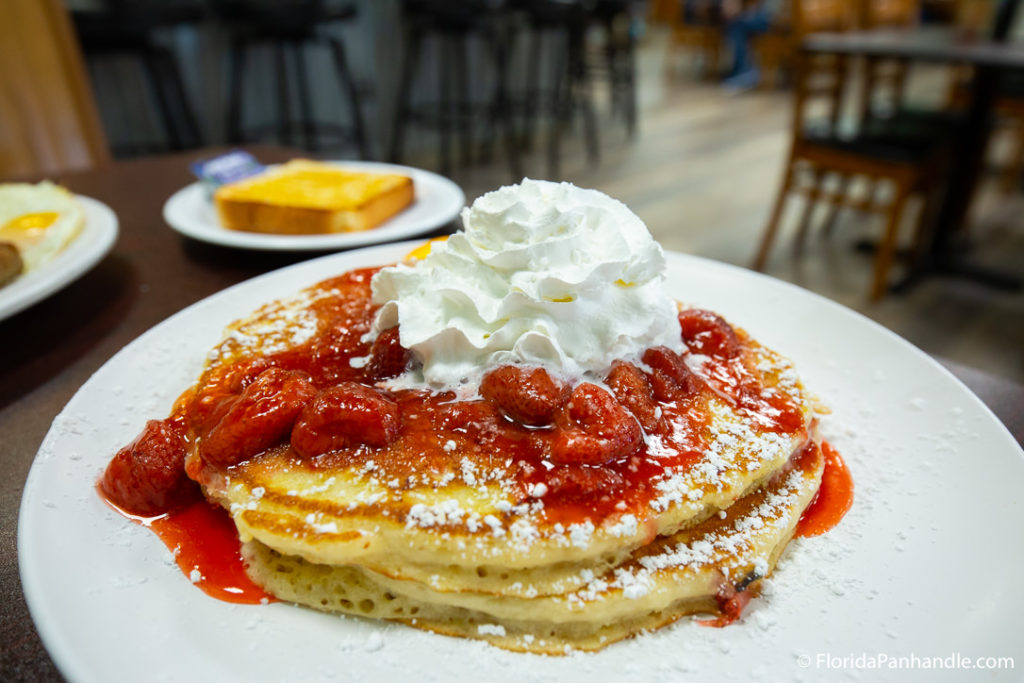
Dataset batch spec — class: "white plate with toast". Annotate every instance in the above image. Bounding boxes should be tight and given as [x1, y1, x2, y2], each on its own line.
[19, 243, 1024, 682]
[0, 195, 118, 322]
[163, 161, 465, 251]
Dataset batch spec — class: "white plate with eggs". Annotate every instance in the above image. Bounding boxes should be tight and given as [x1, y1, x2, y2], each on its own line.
[0, 185, 118, 321]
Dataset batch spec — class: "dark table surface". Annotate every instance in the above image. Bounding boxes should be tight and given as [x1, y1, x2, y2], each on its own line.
[803, 26, 1024, 67]
[1, 147, 1022, 680]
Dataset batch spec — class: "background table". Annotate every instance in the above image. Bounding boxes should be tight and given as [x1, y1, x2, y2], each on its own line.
[803, 27, 1024, 292]
[2, 147, 1022, 680]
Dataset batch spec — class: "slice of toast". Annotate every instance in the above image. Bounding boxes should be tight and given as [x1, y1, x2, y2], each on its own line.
[214, 160, 414, 235]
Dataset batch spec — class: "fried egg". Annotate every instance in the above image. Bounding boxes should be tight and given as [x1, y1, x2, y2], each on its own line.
[0, 182, 84, 274]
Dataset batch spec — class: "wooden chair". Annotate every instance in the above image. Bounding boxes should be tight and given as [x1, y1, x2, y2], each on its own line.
[665, 1, 724, 79]
[752, 47, 949, 300]
[754, 0, 855, 89]
[0, 0, 110, 178]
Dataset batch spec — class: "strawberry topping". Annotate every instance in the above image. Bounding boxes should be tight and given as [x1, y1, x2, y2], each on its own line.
[480, 365, 570, 426]
[199, 368, 317, 467]
[291, 382, 401, 457]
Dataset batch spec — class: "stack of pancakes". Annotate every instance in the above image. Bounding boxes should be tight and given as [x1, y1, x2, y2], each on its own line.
[187, 274, 825, 654]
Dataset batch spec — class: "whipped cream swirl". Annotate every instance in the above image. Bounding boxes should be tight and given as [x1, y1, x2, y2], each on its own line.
[371, 179, 683, 388]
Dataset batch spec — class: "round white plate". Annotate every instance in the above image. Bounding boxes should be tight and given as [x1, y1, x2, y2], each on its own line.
[19, 245, 1024, 682]
[162, 161, 465, 251]
[0, 196, 118, 322]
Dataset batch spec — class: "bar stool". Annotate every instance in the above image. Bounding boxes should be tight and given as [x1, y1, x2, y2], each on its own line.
[217, 0, 369, 157]
[72, 1, 205, 155]
[515, 0, 600, 178]
[388, 0, 522, 179]
[590, 0, 639, 138]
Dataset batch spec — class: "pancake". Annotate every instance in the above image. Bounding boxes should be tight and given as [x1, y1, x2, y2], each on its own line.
[242, 440, 824, 654]
[164, 264, 824, 651]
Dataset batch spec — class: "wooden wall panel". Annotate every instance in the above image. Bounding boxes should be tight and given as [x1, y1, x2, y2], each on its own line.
[0, 0, 109, 178]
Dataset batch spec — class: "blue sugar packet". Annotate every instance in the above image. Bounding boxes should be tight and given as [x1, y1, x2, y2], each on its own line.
[190, 151, 265, 197]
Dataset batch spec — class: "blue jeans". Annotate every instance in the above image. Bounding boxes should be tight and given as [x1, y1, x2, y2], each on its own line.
[725, 7, 770, 77]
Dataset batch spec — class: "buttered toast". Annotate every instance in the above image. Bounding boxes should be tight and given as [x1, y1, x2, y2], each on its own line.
[214, 160, 414, 234]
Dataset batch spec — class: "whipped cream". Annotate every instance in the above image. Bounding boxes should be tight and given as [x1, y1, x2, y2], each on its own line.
[371, 179, 683, 388]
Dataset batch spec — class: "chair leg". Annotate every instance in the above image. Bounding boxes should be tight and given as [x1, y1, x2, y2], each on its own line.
[999, 115, 1024, 194]
[753, 165, 794, 270]
[327, 35, 369, 160]
[871, 187, 910, 301]
[389, 26, 420, 164]
[793, 168, 823, 254]
[821, 173, 850, 236]
[226, 37, 246, 145]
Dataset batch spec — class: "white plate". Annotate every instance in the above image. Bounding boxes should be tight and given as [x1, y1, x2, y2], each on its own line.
[162, 161, 465, 251]
[19, 245, 1024, 682]
[0, 196, 118, 321]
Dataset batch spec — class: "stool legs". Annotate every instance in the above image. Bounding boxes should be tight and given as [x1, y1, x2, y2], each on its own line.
[326, 35, 369, 160]
[154, 45, 203, 148]
[295, 42, 317, 152]
[455, 33, 472, 167]
[141, 47, 184, 150]
[273, 42, 292, 145]
[389, 25, 421, 164]
[226, 37, 246, 145]
[438, 35, 454, 177]
[492, 28, 522, 179]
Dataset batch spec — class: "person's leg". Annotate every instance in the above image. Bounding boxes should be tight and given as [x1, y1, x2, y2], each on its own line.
[724, 4, 769, 86]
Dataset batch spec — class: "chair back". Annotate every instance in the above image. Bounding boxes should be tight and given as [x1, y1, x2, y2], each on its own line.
[0, 0, 109, 178]
[858, 0, 920, 28]
[791, 50, 850, 141]
[793, 0, 854, 36]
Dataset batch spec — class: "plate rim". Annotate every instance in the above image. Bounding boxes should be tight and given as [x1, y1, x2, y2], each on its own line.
[162, 161, 465, 252]
[0, 195, 119, 322]
[17, 243, 1024, 682]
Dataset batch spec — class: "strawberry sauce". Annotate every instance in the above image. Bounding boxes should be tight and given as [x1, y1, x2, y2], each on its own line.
[795, 441, 854, 537]
[97, 492, 272, 604]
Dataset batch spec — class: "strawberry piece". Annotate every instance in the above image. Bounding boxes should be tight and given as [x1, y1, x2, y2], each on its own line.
[366, 327, 411, 380]
[678, 308, 741, 359]
[541, 463, 625, 500]
[642, 346, 700, 401]
[549, 383, 641, 465]
[291, 382, 401, 457]
[200, 368, 317, 467]
[605, 361, 660, 431]
[312, 321, 372, 385]
[479, 365, 569, 426]
[100, 419, 198, 516]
